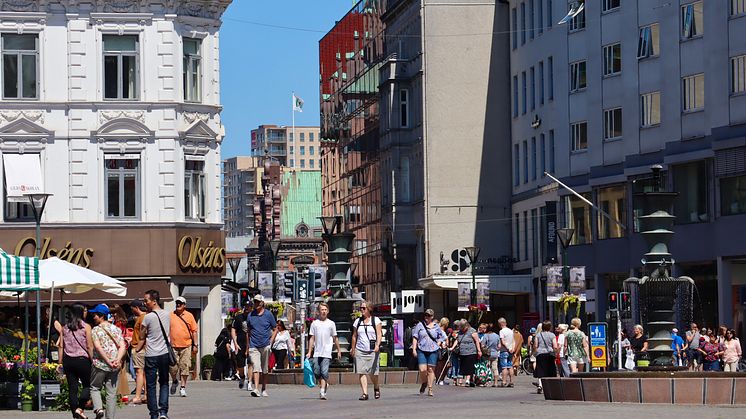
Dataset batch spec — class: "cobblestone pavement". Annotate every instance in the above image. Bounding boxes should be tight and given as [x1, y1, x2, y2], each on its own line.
[4, 375, 742, 418]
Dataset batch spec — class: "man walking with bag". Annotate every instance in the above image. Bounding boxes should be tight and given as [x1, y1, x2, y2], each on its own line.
[306, 303, 341, 400]
[247, 294, 276, 397]
[89, 304, 126, 419]
[169, 297, 198, 397]
[136, 290, 173, 419]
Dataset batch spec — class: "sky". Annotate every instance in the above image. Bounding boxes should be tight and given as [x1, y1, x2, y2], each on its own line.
[219, 1, 354, 159]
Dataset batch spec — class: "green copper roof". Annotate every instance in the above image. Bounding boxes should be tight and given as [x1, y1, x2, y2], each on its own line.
[280, 171, 322, 237]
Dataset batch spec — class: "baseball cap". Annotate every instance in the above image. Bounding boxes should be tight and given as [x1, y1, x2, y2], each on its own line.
[130, 299, 145, 309]
[672, 328, 679, 333]
[88, 304, 110, 316]
[175, 296, 186, 305]
[253, 294, 265, 303]
[530, 327, 537, 334]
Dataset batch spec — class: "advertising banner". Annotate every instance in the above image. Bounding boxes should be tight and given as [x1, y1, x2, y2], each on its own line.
[476, 282, 490, 310]
[258, 271, 274, 300]
[457, 282, 471, 311]
[546, 266, 564, 301]
[544, 201, 557, 264]
[393, 319, 404, 356]
[570, 266, 587, 301]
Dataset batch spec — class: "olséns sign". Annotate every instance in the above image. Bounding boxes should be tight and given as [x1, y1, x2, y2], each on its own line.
[14, 237, 94, 268]
[177, 236, 225, 273]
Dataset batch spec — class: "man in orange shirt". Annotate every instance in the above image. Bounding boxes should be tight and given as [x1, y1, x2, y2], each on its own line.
[170, 297, 198, 397]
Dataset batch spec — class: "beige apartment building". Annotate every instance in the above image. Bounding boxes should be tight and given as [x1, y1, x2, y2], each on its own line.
[223, 156, 262, 238]
[251, 124, 321, 170]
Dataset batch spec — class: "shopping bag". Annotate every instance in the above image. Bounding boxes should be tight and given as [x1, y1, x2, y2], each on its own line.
[473, 359, 492, 386]
[303, 359, 316, 388]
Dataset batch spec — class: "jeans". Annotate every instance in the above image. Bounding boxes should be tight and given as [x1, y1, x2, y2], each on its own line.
[145, 354, 170, 419]
[312, 357, 331, 381]
[272, 349, 287, 370]
[90, 367, 119, 418]
[63, 355, 91, 418]
[449, 353, 461, 378]
[559, 357, 571, 377]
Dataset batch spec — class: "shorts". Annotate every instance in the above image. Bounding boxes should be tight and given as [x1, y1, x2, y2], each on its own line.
[688, 349, 702, 365]
[132, 348, 145, 369]
[417, 350, 439, 367]
[567, 356, 585, 367]
[498, 351, 513, 369]
[249, 346, 271, 374]
[313, 357, 331, 380]
[169, 347, 192, 376]
[235, 346, 248, 368]
[354, 351, 380, 376]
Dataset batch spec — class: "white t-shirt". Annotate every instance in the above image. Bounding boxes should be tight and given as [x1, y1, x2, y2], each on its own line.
[353, 316, 380, 352]
[310, 319, 337, 359]
[557, 334, 566, 357]
[272, 330, 290, 351]
[499, 327, 515, 353]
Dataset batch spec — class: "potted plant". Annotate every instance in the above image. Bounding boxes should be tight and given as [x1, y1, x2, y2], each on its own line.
[21, 379, 34, 412]
[200, 354, 215, 380]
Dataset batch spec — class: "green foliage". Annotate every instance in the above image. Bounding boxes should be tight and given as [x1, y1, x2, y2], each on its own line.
[21, 379, 35, 402]
[201, 354, 215, 370]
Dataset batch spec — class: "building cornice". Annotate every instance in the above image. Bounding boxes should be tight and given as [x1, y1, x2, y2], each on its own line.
[1, 1, 232, 21]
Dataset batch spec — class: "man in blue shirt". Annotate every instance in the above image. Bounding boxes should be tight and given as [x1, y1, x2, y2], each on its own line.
[671, 328, 685, 367]
[247, 294, 277, 397]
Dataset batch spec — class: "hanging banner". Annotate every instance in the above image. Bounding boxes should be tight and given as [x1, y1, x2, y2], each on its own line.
[393, 319, 404, 356]
[476, 282, 490, 310]
[546, 266, 564, 301]
[570, 266, 587, 301]
[257, 271, 274, 300]
[457, 282, 470, 311]
[544, 201, 557, 264]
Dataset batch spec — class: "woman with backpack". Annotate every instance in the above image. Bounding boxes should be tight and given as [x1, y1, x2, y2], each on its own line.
[412, 309, 446, 397]
[350, 300, 383, 400]
[59, 304, 93, 419]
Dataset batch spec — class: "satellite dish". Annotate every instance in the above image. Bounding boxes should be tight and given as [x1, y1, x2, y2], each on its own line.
[558, 0, 585, 25]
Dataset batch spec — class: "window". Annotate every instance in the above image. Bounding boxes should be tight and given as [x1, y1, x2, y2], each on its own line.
[538, 0, 544, 34]
[570, 61, 587, 92]
[183, 38, 201, 102]
[290, 146, 294, 154]
[603, 43, 621, 76]
[103, 35, 138, 100]
[604, 108, 623, 140]
[597, 185, 626, 239]
[547, 0, 553, 28]
[539, 61, 545, 105]
[513, 75, 519, 117]
[731, 55, 746, 94]
[602, 0, 620, 12]
[521, 2, 527, 44]
[632, 173, 668, 232]
[400, 89, 409, 128]
[300, 133, 305, 142]
[184, 159, 205, 221]
[549, 130, 555, 172]
[564, 193, 592, 245]
[105, 158, 139, 219]
[310, 132, 314, 141]
[1, 34, 38, 99]
[673, 161, 708, 223]
[530, 0, 535, 40]
[637, 24, 660, 58]
[540, 133, 546, 176]
[568, 6, 585, 31]
[3, 154, 36, 221]
[682, 74, 705, 111]
[300, 146, 306, 156]
[300, 159, 305, 168]
[289, 133, 294, 142]
[721, 175, 746, 216]
[531, 208, 538, 266]
[512, 8, 518, 49]
[514, 214, 521, 260]
[681, 2, 703, 39]
[571, 122, 588, 151]
[733, 0, 746, 16]
[523, 140, 528, 183]
[530, 66, 535, 110]
[514, 144, 520, 186]
[521, 71, 527, 114]
[310, 146, 315, 155]
[641, 92, 661, 126]
[523, 211, 529, 261]
[290, 159, 294, 167]
[531, 137, 537, 180]
[547, 57, 554, 100]
[309, 160, 315, 169]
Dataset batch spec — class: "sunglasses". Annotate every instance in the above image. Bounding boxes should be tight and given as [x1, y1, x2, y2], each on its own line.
[360, 306, 368, 310]
[175, 302, 185, 306]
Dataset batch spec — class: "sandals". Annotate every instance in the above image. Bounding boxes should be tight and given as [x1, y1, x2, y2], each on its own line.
[419, 383, 427, 394]
[359, 394, 369, 401]
[427, 387, 433, 397]
[507, 382, 515, 388]
[374, 388, 381, 399]
[94, 409, 105, 419]
[74, 408, 88, 419]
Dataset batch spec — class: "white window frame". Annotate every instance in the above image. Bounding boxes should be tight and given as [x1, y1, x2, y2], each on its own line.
[1, 34, 39, 100]
[104, 156, 141, 219]
[603, 107, 623, 140]
[570, 60, 587, 92]
[731, 55, 746, 94]
[103, 35, 139, 100]
[637, 24, 660, 59]
[602, 0, 621, 12]
[681, 2, 703, 40]
[733, 0, 746, 16]
[568, 7, 585, 32]
[603, 43, 621, 76]
[571, 121, 588, 151]
[640, 91, 661, 127]
[184, 158, 205, 221]
[183, 38, 202, 103]
[400, 88, 409, 128]
[682, 73, 705, 112]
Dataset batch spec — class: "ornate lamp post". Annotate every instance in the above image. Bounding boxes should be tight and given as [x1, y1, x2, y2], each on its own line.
[25, 192, 52, 412]
[556, 228, 575, 293]
[464, 246, 481, 306]
[270, 239, 281, 301]
[228, 257, 241, 283]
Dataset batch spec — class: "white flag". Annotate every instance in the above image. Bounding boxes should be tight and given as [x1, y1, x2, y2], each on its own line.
[292, 94, 304, 113]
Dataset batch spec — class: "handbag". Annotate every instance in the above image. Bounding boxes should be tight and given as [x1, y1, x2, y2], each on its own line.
[421, 321, 443, 359]
[154, 312, 177, 367]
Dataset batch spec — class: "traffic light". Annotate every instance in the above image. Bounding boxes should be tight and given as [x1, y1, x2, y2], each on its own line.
[608, 292, 619, 312]
[620, 292, 631, 313]
[296, 278, 309, 301]
[311, 271, 323, 298]
[283, 272, 295, 300]
[238, 288, 250, 307]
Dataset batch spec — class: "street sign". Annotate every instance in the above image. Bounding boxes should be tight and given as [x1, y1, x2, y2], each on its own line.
[588, 322, 608, 368]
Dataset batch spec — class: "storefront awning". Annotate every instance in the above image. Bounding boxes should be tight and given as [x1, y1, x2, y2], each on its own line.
[418, 274, 533, 294]
[3, 154, 43, 202]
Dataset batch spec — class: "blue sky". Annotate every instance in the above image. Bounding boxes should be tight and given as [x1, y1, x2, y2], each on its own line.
[219, 1, 353, 159]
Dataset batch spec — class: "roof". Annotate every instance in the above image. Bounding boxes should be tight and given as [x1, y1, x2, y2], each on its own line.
[280, 171, 322, 237]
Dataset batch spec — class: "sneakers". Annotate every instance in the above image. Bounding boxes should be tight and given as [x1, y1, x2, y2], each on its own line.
[250, 390, 260, 397]
[238, 380, 244, 390]
[158, 415, 169, 419]
[261, 390, 269, 397]
[179, 387, 186, 397]
[169, 381, 178, 395]
[247, 381, 254, 391]
[320, 390, 327, 400]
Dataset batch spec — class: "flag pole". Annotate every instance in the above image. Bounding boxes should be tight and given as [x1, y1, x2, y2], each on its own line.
[292, 91, 296, 168]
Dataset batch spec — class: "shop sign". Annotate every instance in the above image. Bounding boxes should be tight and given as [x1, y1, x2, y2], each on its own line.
[544, 201, 557, 264]
[390, 290, 424, 314]
[14, 237, 94, 268]
[177, 236, 226, 272]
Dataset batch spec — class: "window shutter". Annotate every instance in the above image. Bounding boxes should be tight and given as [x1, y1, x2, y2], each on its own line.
[715, 148, 746, 177]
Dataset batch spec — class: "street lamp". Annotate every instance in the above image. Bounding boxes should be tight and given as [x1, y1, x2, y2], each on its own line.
[228, 257, 241, 283]
[270, 239, 281, 300]
[464, 246, 481, 306]
[25, 192, 51, 412]
[319, 215, 341, 236]
[556, 228, 575, 293]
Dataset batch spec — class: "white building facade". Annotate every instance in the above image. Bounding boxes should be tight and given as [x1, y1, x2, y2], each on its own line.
[0, 0, 231, 364]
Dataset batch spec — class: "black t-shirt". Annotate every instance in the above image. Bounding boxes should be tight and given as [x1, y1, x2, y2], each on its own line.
[629, 335, 647, 353]
[232, 313, 248, 349]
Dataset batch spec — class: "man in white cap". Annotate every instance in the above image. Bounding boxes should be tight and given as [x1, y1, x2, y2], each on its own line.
[671, 328, 685, 367]
[169, 296, 198, 397]
[246, 294, 276, 397]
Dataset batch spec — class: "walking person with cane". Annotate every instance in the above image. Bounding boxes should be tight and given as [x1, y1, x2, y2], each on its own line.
[412, 309, 446, 397]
